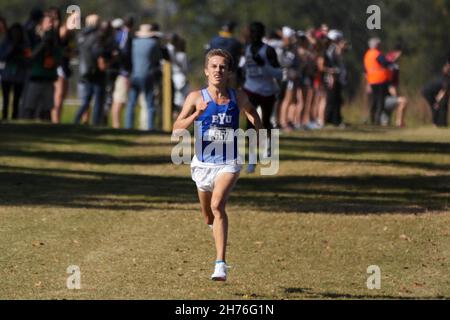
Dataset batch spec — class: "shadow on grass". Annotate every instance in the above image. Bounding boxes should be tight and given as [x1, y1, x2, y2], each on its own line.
[282, 287, 448, 299]
[282, 135, 450, 155]
[279, 154, 450, 172]
[0, 122, 172, 148]
[1, 123, 449, 171]
[0, 165, 448, 214]
[0, 149, 172, 165]
[0, 123, 449, 214]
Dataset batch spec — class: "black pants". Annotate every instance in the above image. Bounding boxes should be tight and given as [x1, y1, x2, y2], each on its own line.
[1, 81, 24, 120]
[325, 81, 343, 126]
[244, 89, 276, 132]
[425, 96, 449, 127]
[370, 83, 388, 125]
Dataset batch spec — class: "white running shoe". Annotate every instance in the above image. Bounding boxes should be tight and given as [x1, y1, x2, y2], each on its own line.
[211, 262, 227, 281]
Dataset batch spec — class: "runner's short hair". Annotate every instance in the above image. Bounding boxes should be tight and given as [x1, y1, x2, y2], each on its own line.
[204, 49, 233, 70]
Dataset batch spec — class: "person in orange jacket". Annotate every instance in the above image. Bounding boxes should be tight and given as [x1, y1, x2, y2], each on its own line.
[364, 37, 394, 125]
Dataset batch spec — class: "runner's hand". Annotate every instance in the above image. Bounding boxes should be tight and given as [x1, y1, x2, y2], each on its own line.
[195, 100, 208, 117]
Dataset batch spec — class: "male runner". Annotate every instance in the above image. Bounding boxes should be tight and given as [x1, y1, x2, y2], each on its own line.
[173, 49, 263, 281]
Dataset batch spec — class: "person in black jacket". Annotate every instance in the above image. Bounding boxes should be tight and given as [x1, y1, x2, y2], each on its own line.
[422, 58, 450, 127]
[0, 23, 30, 120]
[111, 15, 134, 128]
[74, 15, 114, 126]
[324, 30, 347, 127]
[21, 13, 62, 121]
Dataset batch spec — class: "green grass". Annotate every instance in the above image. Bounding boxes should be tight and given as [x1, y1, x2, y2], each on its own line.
[60, 102, 161, 129]
[0, 122, 449, 299]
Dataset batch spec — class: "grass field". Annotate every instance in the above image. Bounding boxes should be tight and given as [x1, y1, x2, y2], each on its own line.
[0, 121, 449, 300]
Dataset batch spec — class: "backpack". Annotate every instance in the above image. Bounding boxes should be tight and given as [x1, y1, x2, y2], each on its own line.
[78, 30, 98, 79]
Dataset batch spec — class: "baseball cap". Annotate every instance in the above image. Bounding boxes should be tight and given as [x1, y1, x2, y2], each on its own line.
[282, 26, 296, 39]
[327, 29, 343, 41]
[111, 18, 124, 29]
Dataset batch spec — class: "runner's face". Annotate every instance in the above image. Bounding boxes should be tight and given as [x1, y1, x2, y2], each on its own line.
[205, 56, 229, 86]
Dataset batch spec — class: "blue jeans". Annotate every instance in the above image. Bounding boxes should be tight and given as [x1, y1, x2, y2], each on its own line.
[125, 76, 155, 130]
[74, 81, 105, 126]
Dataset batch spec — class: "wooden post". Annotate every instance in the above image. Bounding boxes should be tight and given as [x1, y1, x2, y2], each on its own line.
[162, 61, 172, 132]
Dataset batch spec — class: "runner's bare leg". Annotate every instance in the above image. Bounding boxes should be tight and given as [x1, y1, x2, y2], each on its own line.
[210, 172, 240, 262]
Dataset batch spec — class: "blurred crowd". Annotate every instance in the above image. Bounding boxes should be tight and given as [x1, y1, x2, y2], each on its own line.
[206, 22, 350, 132]
[208, 21, 449, 130]
[0, 8, 189, 130]
[0, 8, 448, 130]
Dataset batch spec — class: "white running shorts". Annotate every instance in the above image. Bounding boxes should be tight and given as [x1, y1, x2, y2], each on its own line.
[191, 156, 242, 192]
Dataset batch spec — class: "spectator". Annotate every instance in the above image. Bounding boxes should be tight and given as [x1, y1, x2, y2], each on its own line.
[48, 7, 75, 124]
[0, 16, 8, 97]
[0, 23, 30, 120]
[263, 28, 284, 128]
[167, 33, 189, 120]
[24, 8, 43, 47]
[96, 20, 120, 125]
[0, 16, 6, 54]
[125, 24, 163, 131]
[264, 28, 284, 61]
[363, 37, 393, 125]
[324, 29, 347, 127]
[111, 15, 134, 128]
[422, 58, 450, 127]
[208, 21, 242, 70]
[243, 21, 282, 172]
[310, 28, 328, 129]
[383, 48, 408, 127]
[207, 21, 243, 86]
[21, 12, 62, 121]
[297, 31, 317, 129]
[74, 14, 107, 126]
[0, 16, 6, 41]
[243, 21, 282, 131]
[111, 18, 124, 31]
[139, 22, 168, 130]
[277, 26, 301, 131]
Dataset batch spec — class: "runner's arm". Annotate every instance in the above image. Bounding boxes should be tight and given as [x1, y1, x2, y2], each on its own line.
[172, 91, 206, 133]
